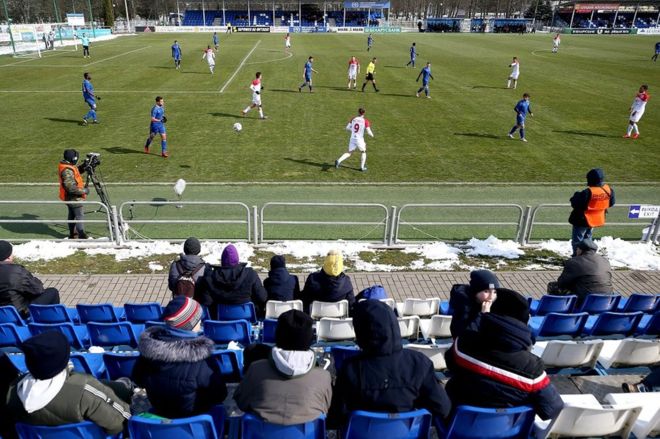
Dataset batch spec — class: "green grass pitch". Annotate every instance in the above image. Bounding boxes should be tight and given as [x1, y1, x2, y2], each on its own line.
[0, 32, 658, 185]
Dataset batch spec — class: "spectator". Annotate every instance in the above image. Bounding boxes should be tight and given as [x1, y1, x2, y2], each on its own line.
[195, 244, 267, 317]
[168, 237, 208, 297]
[132, 296, 227, 418]
[5, 332, 131, 435]
[449, 269, 501, 338]
[263, 255, 300, 302]
[0, 240, 60, 318]
[569, 168, 615, 256]
[234, 310, 332, 425]
[329, 300, 451, 428]
[445, 289, 563, 420]
[298, 249, 355, 314]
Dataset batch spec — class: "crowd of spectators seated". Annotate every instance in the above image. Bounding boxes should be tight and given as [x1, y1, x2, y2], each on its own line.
[493, 23, 527, 33]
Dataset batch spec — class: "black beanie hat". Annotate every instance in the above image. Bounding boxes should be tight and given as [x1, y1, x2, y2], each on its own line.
[469, 269, 501, 295]
[270, 255, 286, 270]
[490, 288, 530, 324]
[0, 240, 12, 261]
[275, 310, 314, 351]
[183, 237, 201, 255]
[63, 149, 79, 164]
[21, 331, 70, 380]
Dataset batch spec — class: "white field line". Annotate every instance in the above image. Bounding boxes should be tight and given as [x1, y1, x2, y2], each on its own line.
[0, 181, 657, 187]
[0, 90, 220, 94]
[219, 40, 261, 93]
[246, 51, 293, 65]
[0, 64, 82, 68]
[83, 46, 151, 66]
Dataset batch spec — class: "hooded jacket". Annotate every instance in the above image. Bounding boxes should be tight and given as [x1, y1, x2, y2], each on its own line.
[329, 300, 451, 428]
[445, 313, 563, 420]
[569, 169, 615, 227]
[132, 326, 227, 418]
[195, 263, 267, 317]
[234, 347, 332, 425]
[299, 270, 355, 314]
[264, 256, 300, 302]
[556, 249, 613, 301]
[167, 254, 208, 293]
[0, 261, 48, 316]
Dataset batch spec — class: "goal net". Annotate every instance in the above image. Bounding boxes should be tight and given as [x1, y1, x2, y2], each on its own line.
[50, 24, 80, 52]
[3, 24, 42, 58]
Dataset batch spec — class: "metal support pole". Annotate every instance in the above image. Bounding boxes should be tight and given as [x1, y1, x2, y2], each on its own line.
[223, 0, 226, 26]
[532, 0, 540, 26]
[298, 0, 302, 31]
[569, 6, 575, 28]
[111, 206, 122, 245]
[202, 0, 206, 28]
[86, 0, 96, 37]
[1, 0, 16, 55]
[388, 206, 397, 246]
[343, 7, 346, 26]
[631, 3, 639, 27]
[647, 214, 660, 243]
[53, 0, 62, 23]
[124, 0, 131, 31]
[253, 205, 259, 245]
[247, 0, 250, 25]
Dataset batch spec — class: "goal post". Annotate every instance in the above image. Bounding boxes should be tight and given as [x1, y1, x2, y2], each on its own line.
[51, 24, 79, 51]
[4, 24, 42, 58]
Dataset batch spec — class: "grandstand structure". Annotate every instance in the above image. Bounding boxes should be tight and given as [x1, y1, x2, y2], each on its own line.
[555, 0, 660, 29]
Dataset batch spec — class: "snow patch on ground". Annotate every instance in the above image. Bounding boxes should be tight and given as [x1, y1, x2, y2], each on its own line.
[148, 262, 164, 272]
[539, 239, 573, 257]
[262, 241, 372, 259]
[403, 242, 461, 260]
[12, 241, 79, 261]
[466, 236, 524, 259]
[598, 237, 660, 270]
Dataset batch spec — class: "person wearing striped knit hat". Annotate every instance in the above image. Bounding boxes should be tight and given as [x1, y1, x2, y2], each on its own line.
[132, 296, 227, 418]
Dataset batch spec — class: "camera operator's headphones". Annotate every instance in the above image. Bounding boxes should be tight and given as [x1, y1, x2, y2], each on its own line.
[63, 149, 79, 164]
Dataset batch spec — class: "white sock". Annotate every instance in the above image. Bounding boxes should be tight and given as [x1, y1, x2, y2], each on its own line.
[259, 108, 264, 118]
[627, 124, 633, 135]
[360, 152, 367, 169]
[243, 106, 251, 114]
[507, 80, 511, 88]
[337, 153, 351, 164]
[633, 123, 639, 134]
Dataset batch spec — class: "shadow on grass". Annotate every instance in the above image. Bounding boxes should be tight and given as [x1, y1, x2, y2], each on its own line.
[270, 88, 304, 93]
[471, 85, 507, 90]
[284, 157, 332, 172]
[180, 165, 191, 169]
[45, 117, 82, 125]
[454, 132, 499, 139]
[0, 213, 65, 239]
[553, 130, 609, 138]
[102, 147, 144, 155]
[380, 92, 417, 98]
[209, 112, 241, 119]
[384, 65, 407, 69]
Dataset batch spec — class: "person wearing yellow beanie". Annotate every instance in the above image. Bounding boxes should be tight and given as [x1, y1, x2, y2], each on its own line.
[298, 250, 355, 315]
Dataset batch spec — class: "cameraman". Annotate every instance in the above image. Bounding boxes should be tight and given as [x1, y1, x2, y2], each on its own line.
[58, 149, 89, 239]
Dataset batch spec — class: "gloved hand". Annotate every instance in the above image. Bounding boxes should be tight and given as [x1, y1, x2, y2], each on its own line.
[162, 116, 167, 123]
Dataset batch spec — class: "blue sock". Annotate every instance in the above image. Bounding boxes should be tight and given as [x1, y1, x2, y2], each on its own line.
[144, 137, 152, 148]
[84, 109, 94, 120]
[520, 128, 525, 139]
[509, 126, 517, 135]
[90, 109, 97, 121]
[161, 140, 167, 153]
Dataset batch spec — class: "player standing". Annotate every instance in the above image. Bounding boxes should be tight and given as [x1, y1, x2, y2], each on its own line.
[406, 42, 417, 67]
[347, 56, 360, 89]
[81, 72, 98, 125]
[285, 33, 291, 52]
[552, 33, 561, 53]
[201, 45, 216, 74]
[144, 96, 168, 158]
[335, 108, 374, 172]
[508, 93, 533, 142]
[416, 62, 434, 98]
[361, 57, 379, 93]
[624, 85, 650, 139]
[652, 41, 660, 62]
[241, 72, 267, 120]
[367, 33, 373, 51]
[298, 56, 318, 93]
[507, 57, 520, 89]
[213, 32, 219, 50]
[171, 40, 182, 70]
[81, 33, 90, 58]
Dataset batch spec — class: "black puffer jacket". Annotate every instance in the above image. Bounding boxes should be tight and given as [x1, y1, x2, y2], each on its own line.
[299, 270, 355, 314]
[264, 261, 300, 302]
[329, 300, 451, 428]
[0, 262, 47, 316]
[445, 313, 563, 420]
[132, 326, 227, 418]
[195, 263, 267, 317]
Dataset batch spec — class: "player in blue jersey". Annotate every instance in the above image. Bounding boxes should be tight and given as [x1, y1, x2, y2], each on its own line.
[81, 72, 99, 125]
[298, 56, 318, 93]
[415, 62, 434, 98]
[508, 93, 533, 142]
[367, 33, 373, 51]
[652, 41, 660, 62]
[406, 42, 417, 67]
[171, 40, 182, 70]
[213, 32, 219, 50]
[144, 96, 168, 158]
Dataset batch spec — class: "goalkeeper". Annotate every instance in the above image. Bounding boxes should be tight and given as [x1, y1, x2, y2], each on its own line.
[144, 96, 169, 158]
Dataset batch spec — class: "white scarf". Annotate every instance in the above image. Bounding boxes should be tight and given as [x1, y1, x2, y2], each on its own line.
[17, 369, 68, 413]
[271, 347, 315, 377]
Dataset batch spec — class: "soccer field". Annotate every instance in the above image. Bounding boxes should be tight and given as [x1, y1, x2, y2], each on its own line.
[0, 32, 658, 184]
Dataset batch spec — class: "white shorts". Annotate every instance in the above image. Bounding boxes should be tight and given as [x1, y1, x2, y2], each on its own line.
[630, 109, 645, 123]
[252, 94, 262, 106]
[348, 69, 358, 80]
[509, 73, 519, 80]
[348, 139, 366, 152]
[285, 41, 291, 48]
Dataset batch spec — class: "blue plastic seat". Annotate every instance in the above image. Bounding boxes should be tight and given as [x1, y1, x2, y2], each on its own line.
[529, 295, 577, 316]
[637, 312, 660, 336]
[0, 306, 27, 326]
[439, 301, 453, 315]
[103, 351, 139, 380]
[28, 322, 90, 349]
[437, 405, 535, 439]
[70, 352, 107, 379]
[203, 319, 252, 346]
[29, 304, 79, 324]
[7, 353, 27, 373]
[210, 349, 243, 383]
[577, 294, 621, 314]
[144, 320, 167, 328]
[242, 413, 325, 439]
[0, 323, 31, 349]
[76, 303, 125, 323]
[128, 405, 225, 438]
[217, 302, 257, 324]
[331, 345, 361, 373]
[617, 293, 659, 313]
[529, 312, 589, 338]
[583, 311, 644, 337]
[124, 302, 163, 324]
[15, 420, 120, 438]
[87, 322, 141, 348]
[343, 410, 430, 439]
[262, 319, 277, 343]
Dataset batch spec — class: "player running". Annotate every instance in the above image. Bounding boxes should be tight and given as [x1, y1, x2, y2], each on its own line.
[335, 108, 374, 172]
[285, 33, 291, 52]
[213, 32, 219, 50]
[508, 93, 533, 142]
[416, 62, 434, 98]
[171, 40, 182, 70]
[652, 41, 660, 62]
[361, 58, 379, 93]
[241, 72, 267, 120]
[298, 56, 318, 93]
[347, 56, 360, 89]
[406, 42, 417, 67]
[367, 33, 373, 51]
[624, 84, 650, 139]
[201, 45, 216, 74]
[81, 72, 99, 125]
[507, 57, 520, 89]
[552, 33, 561, 53]
[144, 96, 168, 158]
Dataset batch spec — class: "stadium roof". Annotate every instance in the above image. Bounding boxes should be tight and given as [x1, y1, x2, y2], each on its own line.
[555, 0, 660, 6]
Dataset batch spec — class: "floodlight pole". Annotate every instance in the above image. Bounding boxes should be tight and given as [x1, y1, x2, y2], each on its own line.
[124, 0, 131, 31]
[1, 0, 16, 54]
[86, 0, 96, 37]
[531, 0, 540, 26]
[52, 0, 62, 22]
[202, 0, 206, 29]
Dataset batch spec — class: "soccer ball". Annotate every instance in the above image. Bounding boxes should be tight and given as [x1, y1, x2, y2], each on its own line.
[233, 122, 242, 132]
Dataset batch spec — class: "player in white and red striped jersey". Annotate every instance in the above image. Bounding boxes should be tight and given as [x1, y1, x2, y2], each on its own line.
[241, 72, 267, 119]
[335, 108, 374, 172]
[624, 84, 649, 139]
[347, 56, 360, 90]
[201, 46, 215, 74]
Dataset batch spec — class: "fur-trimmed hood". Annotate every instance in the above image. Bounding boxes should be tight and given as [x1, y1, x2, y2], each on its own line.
[138, 326, 214, 362]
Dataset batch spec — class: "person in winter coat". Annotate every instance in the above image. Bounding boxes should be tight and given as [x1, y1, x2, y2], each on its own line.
[329, 300, 452, 428]
[299, 249, 355, 315]
[132, 296, 227, 418]
[5, 332, 131, 436]
[569, 168, 615, 256]
[449, 269, 502, 338]
[445, 288, 563, 420]
[195, 244, 267, 317]
[234, 310, 332, 425]
[0, 240, 60, 318]
[263, 255, 300, 302]
[554, 238, 613, 305]
[168, 237, 208, 296]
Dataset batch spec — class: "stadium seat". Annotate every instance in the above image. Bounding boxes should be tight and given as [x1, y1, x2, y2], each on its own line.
[76, 303, 125, 323]
[103, 351, 139, 380]
[29, 304, 79, 324]
[16, 420, 121, 438]
[0, 306, 27, 326]
[437, 405, 535, 439]
[217, 302, 257, 324]
[144, 320, 167, 328]
[241, 413, 326, 439]
[404, 343, 452, 372]
[265, 300, 303, 319]
[86, 322, 141, 348]
[316, 317, 355, 342]
[343, 409, 431, 439]
[203, 319, 252, 346]
[210, 349, 243, 383]
[124, 302, 163, 323]
[583, 312, 643, 337]
[604, 392, 660, 439]
[6, 353, 27, 373]
[70, 352, 107, 379]
[422, 315, 452, 340]
[310, 300, 349, 319]
[402, 298, 440, 318]
[617, 293, 659, 313]
[398, 316, 420, 340]
[531, 340, 603, 372]
[637, 312, 660, 336]
[330, 345, 360, 373]
[0, 323, 31, 349]
[261, 318, 277, 344]
[577, 294, 621, 314]
[529, 295, 577, 316]
[439, 300, 453, 315]
[128, 405, 225, 438]
[28, 322, 89, 349]
[597, 338, 660, 369]
[529, 312, 589, 338]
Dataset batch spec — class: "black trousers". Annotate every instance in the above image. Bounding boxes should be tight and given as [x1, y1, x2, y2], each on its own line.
[67, 204, 85, 236]
[83, 45, 90, 56]
[30, 288, 60, 306]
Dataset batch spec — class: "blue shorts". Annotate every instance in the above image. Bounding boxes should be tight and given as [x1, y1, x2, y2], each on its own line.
[422, 81, 429, 87]
[85, 98, 96, 109]
[516, 114, 526, 126]
[150, 123, 166, 135]
[305, 75, 312, 82]
[173, 55, 181, 60]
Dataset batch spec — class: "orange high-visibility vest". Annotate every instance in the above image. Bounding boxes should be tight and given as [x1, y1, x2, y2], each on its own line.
[58, 163, 85, 201]
[584, 184, 611, 227]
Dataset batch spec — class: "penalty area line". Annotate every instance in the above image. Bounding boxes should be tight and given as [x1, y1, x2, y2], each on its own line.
[219, 40, 261, 93]
[83, 46, 152, 67]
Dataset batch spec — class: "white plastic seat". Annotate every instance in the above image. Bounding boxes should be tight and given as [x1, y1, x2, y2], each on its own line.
[605, 392, 660, 439]
[404, 343, 452, 371]
[316, 318, 355, 342]
[402, 298, 440, 318]
[531, 340, 603, 369]
[597, 338, 660, 369]
[424, 315, 452, 339]
[397, 316, 420, 340]
[310, 300, 349, 320]
[357, 298, 396, 310]
[264, 300, 303, 320]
